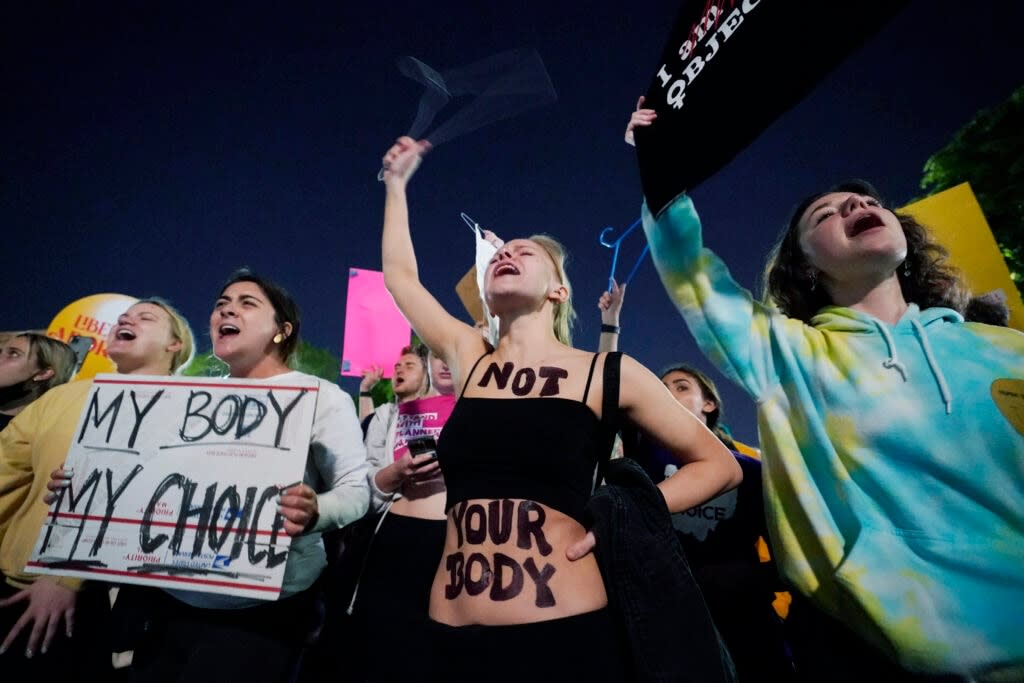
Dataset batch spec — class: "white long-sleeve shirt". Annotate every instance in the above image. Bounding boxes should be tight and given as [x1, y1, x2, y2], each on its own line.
[171, 371, 369, 608]
[363, 402, 399, 512]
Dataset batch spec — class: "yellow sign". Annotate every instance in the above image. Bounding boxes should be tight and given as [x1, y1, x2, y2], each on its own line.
[900, 183, 1023, 330]
[48, 293, 138, 379]
[991, 378, 1024, 437]
[733, 439, 760, 459]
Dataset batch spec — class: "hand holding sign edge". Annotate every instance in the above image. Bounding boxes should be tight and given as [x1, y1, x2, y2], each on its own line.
[277, 483, 320, 536]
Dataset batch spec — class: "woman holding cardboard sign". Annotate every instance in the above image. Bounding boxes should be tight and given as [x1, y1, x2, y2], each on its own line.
[379, 136, 741, 681]
[0, 298, 194, 678]
[90, 270, 369, 683]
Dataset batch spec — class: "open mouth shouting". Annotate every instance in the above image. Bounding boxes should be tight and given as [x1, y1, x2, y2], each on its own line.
[114, 328, 137, 341]
[492, 262, 521, 277]
[847, 212, 886, 238]
[216, 323, 240, 340]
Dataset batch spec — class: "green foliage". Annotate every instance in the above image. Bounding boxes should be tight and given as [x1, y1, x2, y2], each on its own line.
[179, 341, 341, 382]
[360, 331, 416, 407]
[180, 351, 228, 377]
[368, 379, 395, 406]
[919, 84, 1024, 296]
[290, 341, 340, 381]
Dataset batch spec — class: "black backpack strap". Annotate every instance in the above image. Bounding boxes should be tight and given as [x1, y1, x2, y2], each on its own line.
[602, 351, 622, 426]
[581, 352, 601, 403]
[594, 351, 623, 489]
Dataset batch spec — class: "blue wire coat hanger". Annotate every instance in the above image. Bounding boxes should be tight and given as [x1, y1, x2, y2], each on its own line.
[599, 217, 649, 291]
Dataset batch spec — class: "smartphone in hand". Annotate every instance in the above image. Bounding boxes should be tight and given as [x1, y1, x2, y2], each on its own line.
[407, 436, 438, 465]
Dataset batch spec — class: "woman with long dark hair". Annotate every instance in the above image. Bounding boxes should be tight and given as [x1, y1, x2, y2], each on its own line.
[111, 271, 370, 683]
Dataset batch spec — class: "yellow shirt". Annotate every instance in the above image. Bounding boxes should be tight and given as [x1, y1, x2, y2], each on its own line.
[0, 379, 93, 590]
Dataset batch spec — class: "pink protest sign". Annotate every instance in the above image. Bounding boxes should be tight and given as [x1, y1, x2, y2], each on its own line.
[341, 268, 412, 378]
[393, 394, 457, 461]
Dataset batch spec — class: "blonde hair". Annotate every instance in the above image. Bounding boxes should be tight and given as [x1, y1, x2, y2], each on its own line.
[17, 333, 76, 396]
[136, 298, 195, 373]
[529, 234, 576, 346]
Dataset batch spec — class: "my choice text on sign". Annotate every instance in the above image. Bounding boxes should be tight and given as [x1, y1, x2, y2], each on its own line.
[27, 374, 319, 601]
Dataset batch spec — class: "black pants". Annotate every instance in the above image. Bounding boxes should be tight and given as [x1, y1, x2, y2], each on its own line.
[123, 584, 320, 683]
[428, 608, 629, 682]
[347, 512, 446, 683]
[0, 577, 114, 680]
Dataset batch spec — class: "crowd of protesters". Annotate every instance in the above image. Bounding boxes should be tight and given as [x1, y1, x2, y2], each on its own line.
[0, 101, 1021, 683]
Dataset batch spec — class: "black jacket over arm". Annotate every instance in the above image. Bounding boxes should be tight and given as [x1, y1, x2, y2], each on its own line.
[586, 457, 737, 683]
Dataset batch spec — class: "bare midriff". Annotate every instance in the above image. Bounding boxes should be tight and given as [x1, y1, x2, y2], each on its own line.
[390, 475, 447, 519]
[429, 498, 607, 625]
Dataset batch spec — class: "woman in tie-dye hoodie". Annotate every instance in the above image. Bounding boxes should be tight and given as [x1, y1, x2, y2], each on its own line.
[640, 176, 1024, 681]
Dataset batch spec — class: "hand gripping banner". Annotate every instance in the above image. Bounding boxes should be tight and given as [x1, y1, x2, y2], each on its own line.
[636, 0, 909, 215]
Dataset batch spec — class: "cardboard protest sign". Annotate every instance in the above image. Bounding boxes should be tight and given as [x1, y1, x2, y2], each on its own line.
[455, 267, 485, 323]
[393, 394, 456, 461]
[341, 268, 412, 378]
[636, 0, 908, 215]
[899, 183, 1024, 331]
[27, 374, 318, 600]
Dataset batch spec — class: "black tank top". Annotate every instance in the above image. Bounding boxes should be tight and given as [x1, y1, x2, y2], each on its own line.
[437, 351, 622, 524]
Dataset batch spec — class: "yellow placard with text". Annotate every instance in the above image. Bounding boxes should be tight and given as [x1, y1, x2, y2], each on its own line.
[899, 183, 1023, 331]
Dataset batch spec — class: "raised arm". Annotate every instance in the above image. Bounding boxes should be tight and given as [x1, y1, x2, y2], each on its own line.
[624, 95, 657, 147]
[642, 195, 792, 401]
[596, 279, 625, 353]
[357, 365, 383, 420]
[618, 353, 742, 513]
[381, 137, 481, 368]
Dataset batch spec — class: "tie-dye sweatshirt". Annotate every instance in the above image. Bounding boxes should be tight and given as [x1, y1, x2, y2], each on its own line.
[643, 193, 1024, 677]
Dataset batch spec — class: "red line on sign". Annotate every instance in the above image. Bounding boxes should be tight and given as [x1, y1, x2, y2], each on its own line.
[46, 512, 275, 536]
[93, 378, 318, 391]
[24, 562, 280, 593]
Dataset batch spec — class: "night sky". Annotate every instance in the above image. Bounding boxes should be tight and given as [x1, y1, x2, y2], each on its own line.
[4, 1, 1023, 445]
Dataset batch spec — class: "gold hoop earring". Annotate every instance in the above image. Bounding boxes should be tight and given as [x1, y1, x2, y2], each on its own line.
[273, 333, 284, 344]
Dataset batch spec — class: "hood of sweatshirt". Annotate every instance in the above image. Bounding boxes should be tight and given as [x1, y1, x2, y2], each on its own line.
[810, 303, 963, 414]
[809, 303, 962, 333]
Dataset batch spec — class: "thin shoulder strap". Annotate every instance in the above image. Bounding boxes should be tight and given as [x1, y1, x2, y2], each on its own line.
[459, 351, 491, 399]
[581, 352, 602, 403]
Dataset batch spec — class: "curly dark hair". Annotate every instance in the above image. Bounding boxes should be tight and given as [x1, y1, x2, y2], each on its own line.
[763, 180, 970, 323]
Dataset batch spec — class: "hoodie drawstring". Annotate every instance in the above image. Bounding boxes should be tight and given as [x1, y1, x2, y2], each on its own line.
[874, 319, 953, 414]
[875, 322, 909, 381]
[911, 319, 953, 415]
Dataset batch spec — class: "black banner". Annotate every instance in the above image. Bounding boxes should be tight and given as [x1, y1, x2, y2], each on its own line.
[636, 0, 909, 215]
